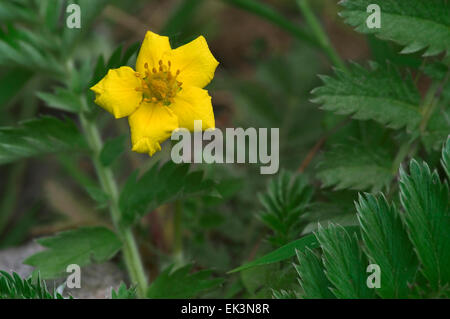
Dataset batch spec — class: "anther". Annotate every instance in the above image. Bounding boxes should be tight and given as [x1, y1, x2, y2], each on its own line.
[159, 60, 163, 66]
[135, 72, 141, 77]
[152, 67, 157, 73]
[144, 62, 148, 69]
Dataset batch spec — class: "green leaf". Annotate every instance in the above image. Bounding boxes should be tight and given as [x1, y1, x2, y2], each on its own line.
[111, 282, 136, 299]
[147, 264, 223, 299]
[0, 116, 86, 165]
[119, 161, 216, 226]
[340, 0, 450, 56]
[259, 170, 313, 246]
[24, 227, 122, 279]
[100, 135, 126, 167]
[316, 223, 375, 298]
[295, 248, 335, 299]
[442, 135, 450, 180]
[311, 62, 421, 131]
[317, 140, 393, 191]
[37, 88, 82, 113]
[421, 109, 450, 152]
[399, 159, 450, 289]
[0, 271, 65, 299]
[229, 232, 319, 274]
[230, 225, 361, 274]
[356, 193, 418, 298]
[0, 68, 32, 108]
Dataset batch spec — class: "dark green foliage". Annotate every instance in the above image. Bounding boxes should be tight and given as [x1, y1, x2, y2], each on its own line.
[295, 140, 450, 298]
[0, 116, 86, 165]
[294, 248, 335, 299]
[356, 193, 418, 298]
[258, 171, 313, 245]
[340, 0, 450, 56]
[0, 271, 65, 299]
[317, 140, 393, 191]
[312, 62, 421, 131]
[119, 161, 217, 226]
[147, 264, 223, 299]
[316, 223, 375, 298]
[399, 160, 450, 290]
[24, 227, 122, 279]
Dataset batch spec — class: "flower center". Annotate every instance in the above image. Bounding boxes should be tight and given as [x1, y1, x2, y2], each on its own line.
[136, 60, 182, 105]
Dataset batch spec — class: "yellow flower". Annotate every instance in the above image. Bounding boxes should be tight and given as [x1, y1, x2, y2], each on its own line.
[90, 31, 219, 156]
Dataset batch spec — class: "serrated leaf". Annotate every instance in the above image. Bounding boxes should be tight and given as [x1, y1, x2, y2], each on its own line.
[312, 62, 421, 131]
[356, 193, 418, 298]
[399, 159, 450, 289]
[0, 116, 86, 165]
[295, 248, 335, 299]
[24, 227, 122, 279]
[339, 0, 450, 56]
[147, 264, 223, 299]
[315, 223, 375, 298]
[119, 161, 216, 227]
[317, 140, 393, 191]
[37, 88, 82, 113]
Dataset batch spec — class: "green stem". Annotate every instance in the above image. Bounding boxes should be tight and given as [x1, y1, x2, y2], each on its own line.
[79, 112, 148, 298]
[296, 0, 346, 70]
[222, 0, 319, 48]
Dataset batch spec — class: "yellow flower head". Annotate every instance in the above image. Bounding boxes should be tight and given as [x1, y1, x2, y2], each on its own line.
[90, 31, 219, 156]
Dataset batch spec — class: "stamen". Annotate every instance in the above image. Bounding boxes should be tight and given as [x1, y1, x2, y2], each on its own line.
[139, 60, 183, 105]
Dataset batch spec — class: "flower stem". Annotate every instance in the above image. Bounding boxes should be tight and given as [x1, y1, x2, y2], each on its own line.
[296, 0, 347, 71]
[79, 112, 148, 298]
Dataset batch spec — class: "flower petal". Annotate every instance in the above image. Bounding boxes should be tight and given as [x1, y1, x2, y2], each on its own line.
[90, 66, 142, 119]
[171, 86, 215, 131]
[128, 102, 179, 156]
[165, 36, 219, 89]
[136, 31, 172, 75]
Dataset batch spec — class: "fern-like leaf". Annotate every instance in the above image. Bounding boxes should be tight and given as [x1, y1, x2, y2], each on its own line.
[258, 171, 313, 246]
